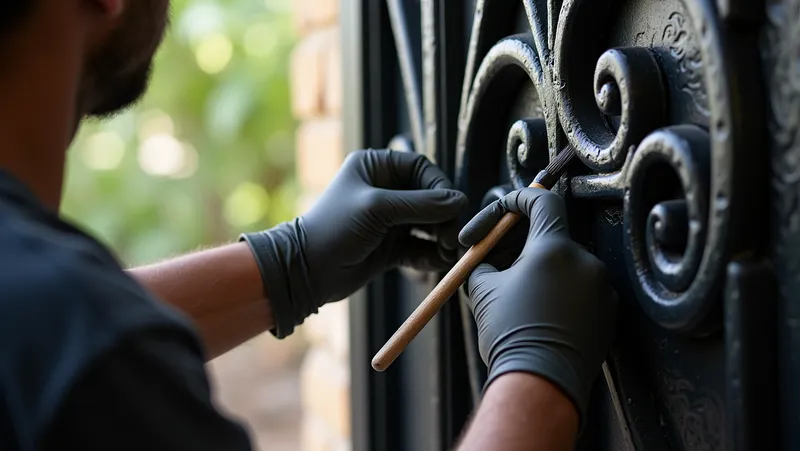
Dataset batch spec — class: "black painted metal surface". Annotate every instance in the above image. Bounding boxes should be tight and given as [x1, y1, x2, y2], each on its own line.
[344, 0, 793, 450]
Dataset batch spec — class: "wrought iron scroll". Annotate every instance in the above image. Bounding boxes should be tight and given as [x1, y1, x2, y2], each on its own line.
[506, 119, 549, 189]
[556, 44, 668, 172]
[454, 0, 767, 336]
[562, 0, 737, 335]
[623, 125, 712, 327]
[456, 31, 553, 214]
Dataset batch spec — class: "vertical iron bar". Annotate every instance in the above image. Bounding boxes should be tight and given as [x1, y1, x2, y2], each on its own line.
[725, 258, 779, 450]
[762, 1, 800, 449]
[344, 1, 401, 450]
[421, 0, 437, 160]
[386, 0, 425, 154]
[422, 1, 471, 448]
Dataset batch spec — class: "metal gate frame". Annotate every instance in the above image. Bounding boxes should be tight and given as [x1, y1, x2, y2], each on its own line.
[343, 2, 473, 450]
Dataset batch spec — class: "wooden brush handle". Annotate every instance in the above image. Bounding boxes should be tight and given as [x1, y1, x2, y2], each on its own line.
[371, 182, 545, 372]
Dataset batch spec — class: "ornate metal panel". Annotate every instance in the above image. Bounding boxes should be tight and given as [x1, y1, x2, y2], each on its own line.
[345, 1, 794, 450]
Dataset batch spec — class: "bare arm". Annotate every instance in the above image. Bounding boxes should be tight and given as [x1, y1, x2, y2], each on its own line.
[128, 150, 467, 358]
[457, 373, 578, 451]
[128, 242, 273, 361]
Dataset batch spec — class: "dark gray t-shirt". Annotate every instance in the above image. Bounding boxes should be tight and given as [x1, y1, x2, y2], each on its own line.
[0, 171, 252, 450]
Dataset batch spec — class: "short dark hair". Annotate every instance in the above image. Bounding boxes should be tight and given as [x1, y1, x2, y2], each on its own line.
[0, 2, 33, 30]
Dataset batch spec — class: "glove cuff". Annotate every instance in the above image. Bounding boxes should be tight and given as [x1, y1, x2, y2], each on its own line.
[239, 219, 317, 339]
[485, 344, 590, 435]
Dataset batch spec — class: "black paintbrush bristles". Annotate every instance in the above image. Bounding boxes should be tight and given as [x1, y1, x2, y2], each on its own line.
[533, 146, 576, 189]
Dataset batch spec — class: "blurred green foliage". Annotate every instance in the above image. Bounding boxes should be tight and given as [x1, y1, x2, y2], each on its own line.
[62, 0, 298, 266]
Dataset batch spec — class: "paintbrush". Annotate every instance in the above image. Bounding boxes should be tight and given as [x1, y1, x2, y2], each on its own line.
[371, 146, 577, 371]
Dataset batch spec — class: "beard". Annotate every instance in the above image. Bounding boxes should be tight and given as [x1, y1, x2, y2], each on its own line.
[81, 0, 170, 118]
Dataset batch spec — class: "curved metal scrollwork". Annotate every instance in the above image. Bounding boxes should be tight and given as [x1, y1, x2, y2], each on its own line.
[506, 119, 548, 189]
[624, 125, 711, 325]
[557, 44, 668, 172]
[456, 32, 554, 212]
[455, 0, 742, 335]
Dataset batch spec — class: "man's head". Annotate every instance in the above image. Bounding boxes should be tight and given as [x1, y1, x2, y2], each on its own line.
[80, 0, 170, 117]
[2, 0, 170, 118]
[0, 0, 171, 208]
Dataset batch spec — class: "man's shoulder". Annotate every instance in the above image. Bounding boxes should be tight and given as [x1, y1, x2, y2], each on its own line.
[0, 199, 194, 341]
[0, 206, 106, 300]
[0, 200, 197, 344]
[0, 199, 203, 448]
[0, 204, 98, 304]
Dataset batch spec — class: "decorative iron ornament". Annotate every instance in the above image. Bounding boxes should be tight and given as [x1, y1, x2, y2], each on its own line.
[452, 0, 764, 338]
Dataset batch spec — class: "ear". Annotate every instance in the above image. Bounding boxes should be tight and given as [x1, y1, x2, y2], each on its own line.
[89, 0, 125, 18]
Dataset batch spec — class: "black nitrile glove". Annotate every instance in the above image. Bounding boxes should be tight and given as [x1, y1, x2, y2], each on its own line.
[459, 188, 618, 428]
[241, 149, 467, 338]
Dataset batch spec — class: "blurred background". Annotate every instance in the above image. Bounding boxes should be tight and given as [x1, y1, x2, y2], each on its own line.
[61, 0, 349, 450]
[63, 0, 298, 264]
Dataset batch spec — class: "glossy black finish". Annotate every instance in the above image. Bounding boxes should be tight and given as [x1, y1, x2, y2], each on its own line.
[345, 0, 790, 450]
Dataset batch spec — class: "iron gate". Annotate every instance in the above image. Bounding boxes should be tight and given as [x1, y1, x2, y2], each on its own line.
[343, 1, 797, 450]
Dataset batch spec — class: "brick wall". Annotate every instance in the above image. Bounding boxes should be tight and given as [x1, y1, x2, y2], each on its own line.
[290, 1, 351, 450]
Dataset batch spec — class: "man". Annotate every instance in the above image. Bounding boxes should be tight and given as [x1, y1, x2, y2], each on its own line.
[0, 1, 617, 450]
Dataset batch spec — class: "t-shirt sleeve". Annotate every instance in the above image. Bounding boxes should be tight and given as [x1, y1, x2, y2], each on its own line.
[40, 328, 254, 451]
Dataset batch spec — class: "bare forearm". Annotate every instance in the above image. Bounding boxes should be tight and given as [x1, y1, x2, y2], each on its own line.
[457, 373, 578, 451]
[129, 242, 273, 360]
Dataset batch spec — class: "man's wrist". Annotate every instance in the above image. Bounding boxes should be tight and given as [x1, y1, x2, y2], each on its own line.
[488, 372, 579, 430]
[239, 219, 316, 339]
[457, 372, 579, 451]
[487, 343, 587, 431]
[486, 371, 580, 420]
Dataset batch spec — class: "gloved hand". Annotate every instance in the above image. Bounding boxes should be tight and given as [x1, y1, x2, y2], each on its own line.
[241, 149, 467, 338]
[459, 188, 618, 428]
